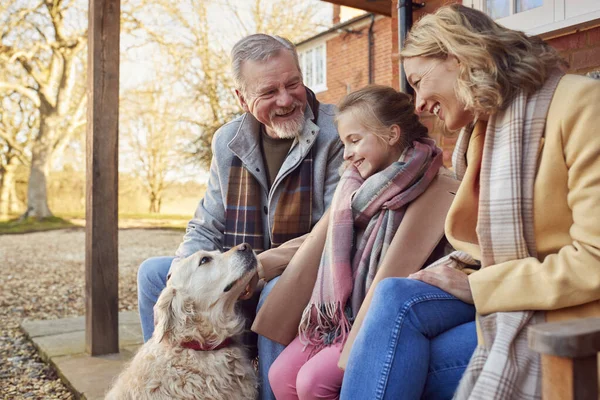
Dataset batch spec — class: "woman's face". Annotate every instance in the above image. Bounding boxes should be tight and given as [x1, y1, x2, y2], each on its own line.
[403, 56, 474, 131]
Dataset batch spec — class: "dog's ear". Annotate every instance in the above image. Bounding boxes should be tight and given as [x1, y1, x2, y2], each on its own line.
[154, 287, 177, 343]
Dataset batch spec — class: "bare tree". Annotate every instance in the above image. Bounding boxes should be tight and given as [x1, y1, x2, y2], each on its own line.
[121, 84, 187, 214]
[227, 0, 328, 43]
[0, 62, 38, 217]
[0, 91, 36, 217]
[129, 0, 240, 170]
[0, 0, 87, 218]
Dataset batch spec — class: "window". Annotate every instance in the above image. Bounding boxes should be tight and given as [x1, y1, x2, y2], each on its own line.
[484, 0, 543, 19]
[299, 43, 327, 93]
[471, 0, 600, 36]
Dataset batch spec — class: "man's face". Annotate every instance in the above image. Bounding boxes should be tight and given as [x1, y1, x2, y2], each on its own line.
[236, 50, 308, 139]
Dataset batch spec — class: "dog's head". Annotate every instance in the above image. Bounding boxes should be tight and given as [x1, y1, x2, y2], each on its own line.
[153, 243, 257, 347]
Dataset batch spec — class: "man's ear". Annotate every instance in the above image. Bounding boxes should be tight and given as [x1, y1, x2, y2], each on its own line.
[235, 89, 250, 113]
[388, 124, 402, 146]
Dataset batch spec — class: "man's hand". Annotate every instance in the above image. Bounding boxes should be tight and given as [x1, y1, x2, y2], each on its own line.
[408, 265, 474, 304]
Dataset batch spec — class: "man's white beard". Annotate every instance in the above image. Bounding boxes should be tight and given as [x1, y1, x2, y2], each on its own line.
[269, 102, 306, 139]
[271, 114, 305, 139]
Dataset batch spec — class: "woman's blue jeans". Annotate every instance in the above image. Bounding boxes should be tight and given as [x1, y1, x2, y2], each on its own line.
[340, 278, 477, 400]
[137, 256, 284, 400]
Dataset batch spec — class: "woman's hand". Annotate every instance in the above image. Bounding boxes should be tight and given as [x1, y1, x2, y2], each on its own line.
[408, 265, 474, 304]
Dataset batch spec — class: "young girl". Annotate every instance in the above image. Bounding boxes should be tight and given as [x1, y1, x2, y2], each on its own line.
[266, 85, 454, 399]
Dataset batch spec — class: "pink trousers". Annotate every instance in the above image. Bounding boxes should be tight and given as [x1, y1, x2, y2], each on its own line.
[269, 337, 345, 400]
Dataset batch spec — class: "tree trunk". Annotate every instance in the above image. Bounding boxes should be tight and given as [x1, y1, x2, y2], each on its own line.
[25, 142, 53, 218]
[149, 193, 160, 214]
[0, 170, 5, 218]
[9, 179, 24, 215]
[0, 160, 18, 218]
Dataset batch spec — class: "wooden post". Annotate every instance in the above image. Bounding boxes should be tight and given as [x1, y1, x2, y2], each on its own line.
[86, 0, 120, 356]
[529, 318, 600, 400]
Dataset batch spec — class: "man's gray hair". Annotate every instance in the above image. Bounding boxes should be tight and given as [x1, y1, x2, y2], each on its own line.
[231, 34, 302, 95]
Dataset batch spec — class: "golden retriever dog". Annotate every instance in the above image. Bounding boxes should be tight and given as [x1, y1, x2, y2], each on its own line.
[106, 243, 258, 400]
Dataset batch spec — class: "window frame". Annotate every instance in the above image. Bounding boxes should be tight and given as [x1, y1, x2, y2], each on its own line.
[470, 0, 600, 36]
[298, 41, 328, 94]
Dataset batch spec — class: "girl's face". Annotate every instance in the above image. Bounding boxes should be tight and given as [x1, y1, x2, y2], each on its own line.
[338, 111, 402, 179]
[403, 56, 474, 131]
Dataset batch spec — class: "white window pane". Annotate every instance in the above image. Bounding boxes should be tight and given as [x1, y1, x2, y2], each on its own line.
[305, 49, 314, 87]
[299, 52, 305, 75]
[516, 0, 543, 13]
[487, 0, 510, 19]
[315, 46, 324, 86]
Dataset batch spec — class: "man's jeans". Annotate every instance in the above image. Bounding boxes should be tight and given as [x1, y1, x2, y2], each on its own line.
[340, 278, 477, 400]
[137, 256, 284, 400]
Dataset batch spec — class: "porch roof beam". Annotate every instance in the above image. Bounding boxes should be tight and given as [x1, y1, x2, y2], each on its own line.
[321, 0, 392, 16]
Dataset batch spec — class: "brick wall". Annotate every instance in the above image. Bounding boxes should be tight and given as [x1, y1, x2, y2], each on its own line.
[316, 16, 394, 106]
[547, 26, 600, 75]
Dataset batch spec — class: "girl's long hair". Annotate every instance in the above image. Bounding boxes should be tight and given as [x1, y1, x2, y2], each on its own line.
[337, 84, 428, 152]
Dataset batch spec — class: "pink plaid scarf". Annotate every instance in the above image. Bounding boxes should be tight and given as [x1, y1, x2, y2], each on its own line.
[298, 139, 443, 351]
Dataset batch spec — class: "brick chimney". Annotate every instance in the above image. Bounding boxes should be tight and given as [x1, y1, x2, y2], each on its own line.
[333, 4, 341, 25]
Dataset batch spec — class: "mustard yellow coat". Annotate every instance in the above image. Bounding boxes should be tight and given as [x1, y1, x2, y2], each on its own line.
[446, 74, 600, 335]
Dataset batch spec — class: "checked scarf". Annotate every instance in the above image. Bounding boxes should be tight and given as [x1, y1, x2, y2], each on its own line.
[223, 89, 319, 253]
[442, 70, 564, 400]
[299, 139, 443, 352]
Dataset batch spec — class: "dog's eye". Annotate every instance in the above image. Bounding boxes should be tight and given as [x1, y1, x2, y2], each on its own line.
[199, 256, 211, 266]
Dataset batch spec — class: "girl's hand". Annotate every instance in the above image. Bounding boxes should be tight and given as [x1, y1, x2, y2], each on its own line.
[408, 265, 474, 304]
[238, 271, 258, 300]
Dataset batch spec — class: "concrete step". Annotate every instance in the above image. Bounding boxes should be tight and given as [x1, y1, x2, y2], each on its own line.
[21, 311, 143, 400]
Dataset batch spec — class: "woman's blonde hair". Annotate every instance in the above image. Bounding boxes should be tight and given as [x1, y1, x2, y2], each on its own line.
[401, 4, 568, 114]
[337, 85, 428, 151]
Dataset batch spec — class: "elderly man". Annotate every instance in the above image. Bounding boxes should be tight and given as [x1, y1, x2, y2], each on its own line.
[137, 34, 343, 399]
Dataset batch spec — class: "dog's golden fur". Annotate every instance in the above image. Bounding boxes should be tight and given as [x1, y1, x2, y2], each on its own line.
[106, 244, 258, 400]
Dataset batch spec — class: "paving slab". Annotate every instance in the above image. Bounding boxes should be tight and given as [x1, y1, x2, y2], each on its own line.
[53, 349, 139, 400]
[22, 315, 87, 337]
[21, 311, 143, 400]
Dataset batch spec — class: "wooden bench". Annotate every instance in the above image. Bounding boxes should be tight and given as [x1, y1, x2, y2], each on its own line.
[529, 318, 600, 400]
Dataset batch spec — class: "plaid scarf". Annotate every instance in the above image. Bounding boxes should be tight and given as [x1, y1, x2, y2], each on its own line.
[298, 139, 442, 352]
[443, 70, 564, 400]
[223, 89, 319, 252]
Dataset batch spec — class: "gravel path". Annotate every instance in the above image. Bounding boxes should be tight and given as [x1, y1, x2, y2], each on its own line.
[0, 228, 184, 399]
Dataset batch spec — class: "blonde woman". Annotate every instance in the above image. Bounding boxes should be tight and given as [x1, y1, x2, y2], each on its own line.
[340, 4, 600, 400]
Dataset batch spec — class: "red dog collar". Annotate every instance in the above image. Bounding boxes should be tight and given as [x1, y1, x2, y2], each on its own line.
[181, 338, 233, 351]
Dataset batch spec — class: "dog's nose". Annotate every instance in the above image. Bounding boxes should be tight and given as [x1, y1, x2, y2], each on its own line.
[238, 243, 252, 252]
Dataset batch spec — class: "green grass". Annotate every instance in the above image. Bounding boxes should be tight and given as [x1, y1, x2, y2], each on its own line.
[0, 216, 77, 235]
[57, 212, 190, 221]
[0, 212, 190, 234]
